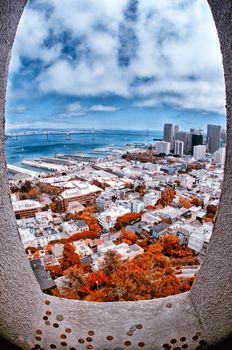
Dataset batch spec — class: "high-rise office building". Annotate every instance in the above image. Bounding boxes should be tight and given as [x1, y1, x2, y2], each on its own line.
[156, 141, 170, 155]
[175, 131, 188, 154]
[174, 140, 184, 157]
[191, 134, 203, 155]
[207, 124, 221, 154]
[163, 124, 174, 143]
[189, 128, 204, 155]
[193, 145, 206, 160]
[174, 125, 179, 138]
[220, 129, 226, 146]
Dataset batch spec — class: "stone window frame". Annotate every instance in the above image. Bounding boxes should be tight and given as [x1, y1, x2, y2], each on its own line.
[0, 1, 231, 349]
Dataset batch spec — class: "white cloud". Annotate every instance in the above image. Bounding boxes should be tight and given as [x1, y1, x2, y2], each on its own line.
[89, 105, 119, 112]
[12, 105, 27, 113]
[59, 101, 119, 117]
[9, 0, 225, 114]
[10, 6, 62, 73]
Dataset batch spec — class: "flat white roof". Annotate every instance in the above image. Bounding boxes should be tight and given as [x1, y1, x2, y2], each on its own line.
[13, 200, 41, 212]
[60, 182, 102, 199]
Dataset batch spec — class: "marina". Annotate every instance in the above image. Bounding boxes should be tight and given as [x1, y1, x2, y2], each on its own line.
[7, 164, 39, 177]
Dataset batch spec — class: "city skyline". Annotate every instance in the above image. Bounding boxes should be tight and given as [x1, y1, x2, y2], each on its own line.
[6, 0, 226, 130]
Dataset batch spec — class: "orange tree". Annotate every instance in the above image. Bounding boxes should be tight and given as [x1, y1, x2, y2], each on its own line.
[60, 243, 81, 271]
[46, 265, 63, 279]
[78, 210, 102, 232]
[120, 228, 138, 245]
[100, 250, 122, 277]
[85, 271, 108, 289]
[157, 187, 176, 207]
[179, 196, 192, 209]
[106, 250, 181, 301]
[115, 213, 141, 229]
[63, 265, 85, 297]
[158, 234, 194, 258]
[206, 204, 217, 219]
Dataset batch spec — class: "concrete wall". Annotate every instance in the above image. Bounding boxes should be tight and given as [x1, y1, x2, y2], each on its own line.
[0, 1, 231, 349]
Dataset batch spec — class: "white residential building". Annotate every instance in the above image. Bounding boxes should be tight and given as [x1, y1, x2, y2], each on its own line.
[156, 141, 170, 155]
[132, 200, 145, 213]
[98, 205, 130, 229]
[73, 240, 93, 257]
[213, 147, 225, 165]
[187, 224, 213, 253]
[92, 242, 144, 271]
[193, 145, 206, 160]
[174, 140, 184, 157]
[143, 191, 161, 206]
[141, 211, 161, 225]
[61, 220, 89, 236]
[18, 227, 36, 248]
[179, 174, 195, 189]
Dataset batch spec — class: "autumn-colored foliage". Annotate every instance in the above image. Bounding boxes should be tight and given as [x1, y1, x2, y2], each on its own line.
[38, 182, 61, 195]
[206, 204, 217, 219]
[158, 235, 195, 258]
[135, 184, 146, 196]
[63, 265, 85, 296]
[120, 229, 138, 245]
[51, 287, 79, 300]
[157, 187, 176, 207]
[46, 265, 63, 278]
[77, 209, 102, 232]
[60, 243, 81, 271]
[100, 250, 122, 277]
[180, 276, 195, 292]
[50, 200, 63, 213]
[145, 205, 157, 210]
[48, 230, 100, 246]
[191, 196, 203, 207]
[179, 196, 192, 209]
[48, 235, 196, 302]
[66, 230, 100, 242]
[19, 187, 40, 200]
[147, 243, 163, 255]
[116, 213, 141, 229]
[20, 180, 32, 193]
[169, 256, 199, 266]
[25, 246, 37, 254]
[45, 243, 52, 255]
[158, 235, 179, 255]
[136, 239, 148, 249]
[84, 289, 110, 302]
[85, 271, 108, 288]
[107, 251, 181, 301]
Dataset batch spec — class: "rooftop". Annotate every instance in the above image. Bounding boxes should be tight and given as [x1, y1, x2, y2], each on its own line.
[13, 200, 41, 212]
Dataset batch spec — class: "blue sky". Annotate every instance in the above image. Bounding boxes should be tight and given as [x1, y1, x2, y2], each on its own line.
[6, 0, 226, 131]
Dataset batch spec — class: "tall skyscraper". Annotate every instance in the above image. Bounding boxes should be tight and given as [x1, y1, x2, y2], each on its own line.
[220, 129, 226, 146]
[174, 125, 179, 138]
[207, 124, 221, 154]
[163, 124, 174, 143]
[175, 131, 188, 154]
[189, 128, 204, 155]
[191, 134, 203, 155]
[174, 140, 184, 157]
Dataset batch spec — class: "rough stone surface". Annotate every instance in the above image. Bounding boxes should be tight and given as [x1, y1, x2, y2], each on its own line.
[0, 1, 231, 349]
[0, 1, 43, 349]
[191, 1, 232, 345]
[36, 293, 205, 350]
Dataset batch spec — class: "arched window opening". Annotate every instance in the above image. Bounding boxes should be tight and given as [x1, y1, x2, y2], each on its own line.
[0, 1, 231, 349]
